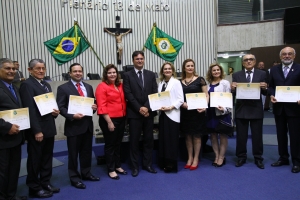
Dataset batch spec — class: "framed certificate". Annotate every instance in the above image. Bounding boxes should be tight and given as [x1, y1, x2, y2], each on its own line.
[210, 92, 233, 108]
[185, 93, 208, 110]
[67, 95, 94, 116]
[0, 108, 30, 130]
[148, 91, 171, 111]
[236, 83, 260, 99]
[275, 86, 300, 102]
[33, 92, 59, 116]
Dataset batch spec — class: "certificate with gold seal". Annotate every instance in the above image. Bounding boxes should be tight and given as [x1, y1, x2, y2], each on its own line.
[0, 108, 30, 130]
[148, 91, 171, 111]
[236, 83, 260, 99]
[210, 92, 233, 108]
[275, 86, 300, 102]
[33, 92, 59, 116]
[185, 93, 208, 110]
[67, 95, 94, 116]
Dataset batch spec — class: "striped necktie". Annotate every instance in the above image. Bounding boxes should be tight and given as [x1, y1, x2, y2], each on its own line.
[283, 66, 289, 78]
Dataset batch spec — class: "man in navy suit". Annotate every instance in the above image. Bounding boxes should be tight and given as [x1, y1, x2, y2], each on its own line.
[56, 63, 99, 189]
[231, 54, 267, 169]
[123, 51, 158, 177]
[268, 47, 300, 173]
[0, 58, 26, 200]
[20, 59, 60, 198]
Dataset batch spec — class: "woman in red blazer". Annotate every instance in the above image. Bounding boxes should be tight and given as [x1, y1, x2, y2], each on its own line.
[95, 64, 126, 180]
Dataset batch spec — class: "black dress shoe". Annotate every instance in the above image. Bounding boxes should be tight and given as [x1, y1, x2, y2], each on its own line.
[12, 196, 27, 200]
[131, 169, 139, 177]
[116, 169, 127, 175]
[29, 189, 53, 198]
[255, 160, 265, 169]
[235, 160, 246, 167]
[42, 184, 60, 193]
[108, 173, 120, 180]
[71, 181, 86, 189]
[291, 165, 300, 173]
[142, 166, 157, 174]
[271, 160, 290, 167]
[82, 175, 100, 181]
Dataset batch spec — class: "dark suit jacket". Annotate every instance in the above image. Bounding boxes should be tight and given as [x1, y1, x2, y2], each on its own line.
[268, 63, 300, 117]
[56, 81, 95, 137]
[19, 76, 57, 138]
[232, 69, 267, 119]
[123, 68, 158, 118]
[0, 80, 23, 149]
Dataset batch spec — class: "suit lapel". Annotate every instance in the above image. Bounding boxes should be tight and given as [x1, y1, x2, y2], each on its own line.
[239, 71, 248, 82]
[29, 76, 47, 93]
[83, 82, 92, 97]
[67, 81, 80, 96]
[252, 69, 259, 82]
[286, 63, 297, 80]
[0, 81, 19, 105]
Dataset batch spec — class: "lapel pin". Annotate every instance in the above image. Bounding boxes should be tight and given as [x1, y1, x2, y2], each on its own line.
[292, 69, 294, 71]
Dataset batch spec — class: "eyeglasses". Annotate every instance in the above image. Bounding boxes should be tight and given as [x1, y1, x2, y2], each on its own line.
[281, 52, 294, 56]
[243, 58, 255, 62]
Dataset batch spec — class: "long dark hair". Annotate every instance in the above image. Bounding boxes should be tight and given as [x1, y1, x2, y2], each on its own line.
[102, 64, 121, 86]
[181, 59, 197, 79]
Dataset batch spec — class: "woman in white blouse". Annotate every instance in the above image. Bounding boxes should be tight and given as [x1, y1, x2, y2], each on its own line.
[158, 62, 184, 173]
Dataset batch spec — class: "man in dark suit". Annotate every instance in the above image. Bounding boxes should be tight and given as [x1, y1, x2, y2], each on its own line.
[19, 59, 60, 198]
[231, 54, 267, 169]
[56, 63, 99, 189]
[268, 47, 300, 173]
[0, 58, 27, 200]
[123, 51, 158, 177]
[12, 61, 26, 88]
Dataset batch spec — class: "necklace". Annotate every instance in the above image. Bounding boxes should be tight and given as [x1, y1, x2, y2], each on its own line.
[184, 76, 194, 85]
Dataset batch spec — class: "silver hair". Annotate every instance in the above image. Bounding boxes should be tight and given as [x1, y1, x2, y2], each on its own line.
[279, 47, 296, 56]
[28, 59, 46, 69]
[0, 58, 13, 68]
[242, 54, 256, 61]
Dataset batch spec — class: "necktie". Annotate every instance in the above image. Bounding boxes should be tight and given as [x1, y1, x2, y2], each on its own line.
[76, 83, 84, 97]
[246, 71, 252, 83]
[283, 66, 289, 78]
[161, 81, 168, 92]
[41, 80, 49, 92]
[9, 85, 18, 102]
[138, 70, 143, 87]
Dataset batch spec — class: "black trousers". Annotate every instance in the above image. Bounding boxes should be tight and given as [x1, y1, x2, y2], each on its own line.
[99, 117, 126, 173]
[235, 118, 263, 161]
[274, 113, 300, 165]
[26, 136, 54, 191]
[67, 131, 93, 183]
[129, 117, 154, 170]
[0, 144, 21, 199]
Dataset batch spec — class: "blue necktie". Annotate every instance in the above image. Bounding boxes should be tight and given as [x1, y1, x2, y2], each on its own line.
[138, 71, 143, 87]
[9, 85, 18, 102]
[246, 71, 252, 83]
[41, 80, 49, 92]
[283, 66, 289, 78]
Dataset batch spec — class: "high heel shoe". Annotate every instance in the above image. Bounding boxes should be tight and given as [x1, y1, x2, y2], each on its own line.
[108, 173, 120, 180]
[184, 164, 191, 169]
[190, 162, 199, 170]
[115, 169, 127, 175]
[216, 157, 226, 167]
[212, 162, 217, 166]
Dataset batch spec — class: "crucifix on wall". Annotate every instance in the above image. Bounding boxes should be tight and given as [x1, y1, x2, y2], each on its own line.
[104, 16, 132, 65]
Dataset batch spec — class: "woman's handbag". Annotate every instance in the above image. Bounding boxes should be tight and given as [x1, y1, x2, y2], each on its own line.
[215, 113, 234, 136]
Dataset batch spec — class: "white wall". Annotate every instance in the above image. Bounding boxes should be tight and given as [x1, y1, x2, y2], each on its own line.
[217, 20, 284, 52]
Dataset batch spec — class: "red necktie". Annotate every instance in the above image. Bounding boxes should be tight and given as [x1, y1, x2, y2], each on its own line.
[76, 83, 84, 97]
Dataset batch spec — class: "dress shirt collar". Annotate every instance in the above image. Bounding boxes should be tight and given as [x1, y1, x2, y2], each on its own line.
[282, 62, 293, 69]
[134, 68, 144, 74]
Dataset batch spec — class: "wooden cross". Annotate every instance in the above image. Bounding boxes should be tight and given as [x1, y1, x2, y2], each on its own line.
[104, 16, 132, 65]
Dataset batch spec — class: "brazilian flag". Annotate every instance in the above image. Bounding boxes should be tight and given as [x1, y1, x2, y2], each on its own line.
[44, 25, 90, 65]
[144, 25, 183, 62]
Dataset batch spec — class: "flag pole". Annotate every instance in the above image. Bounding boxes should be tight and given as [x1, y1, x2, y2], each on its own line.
[74, 21, 105, 68]
[142, 22, 156, 51]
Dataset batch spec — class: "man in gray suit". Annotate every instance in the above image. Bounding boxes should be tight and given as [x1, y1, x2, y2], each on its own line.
[12, 61, 25, 88]
[231, 54, 267, 169]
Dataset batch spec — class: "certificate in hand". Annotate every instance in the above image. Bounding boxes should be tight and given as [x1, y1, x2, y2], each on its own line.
[275, 86, 300, 102]
[0, 108, 30, 130]
[210, 92, 233, 108]
[33, 92, 59, 116]
[236, 83, 260, 99]
[148, 91, 171, 111]
[185, 93, 208, 110]
[67, 95, 94, 116]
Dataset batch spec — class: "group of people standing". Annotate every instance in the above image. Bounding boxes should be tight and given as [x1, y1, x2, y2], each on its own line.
[1, 46, 300, 200]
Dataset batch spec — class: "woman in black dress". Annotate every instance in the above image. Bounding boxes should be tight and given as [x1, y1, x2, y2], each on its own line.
[158, 62, 184, 173]
[180, 59, 209, 170]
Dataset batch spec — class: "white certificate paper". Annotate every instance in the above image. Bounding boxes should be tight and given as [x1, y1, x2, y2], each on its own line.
[236, 83, 260, 99]
[0, 108, 30, 130]
[210, 92, 233, 108]
[148, 91, 171, 111]
[185, 93, 208, 110]
[67, 95, 94, 116]
[275, 86, 300, 102]
[33, 92, 58, 116]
